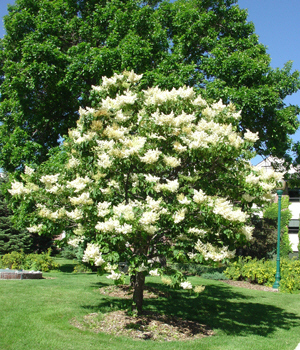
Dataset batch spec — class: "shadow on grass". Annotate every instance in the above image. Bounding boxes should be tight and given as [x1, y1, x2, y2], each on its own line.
[83, 281, 300, 337]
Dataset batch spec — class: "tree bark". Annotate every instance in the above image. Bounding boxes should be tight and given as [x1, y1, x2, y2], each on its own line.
[132, 271, 145, 315]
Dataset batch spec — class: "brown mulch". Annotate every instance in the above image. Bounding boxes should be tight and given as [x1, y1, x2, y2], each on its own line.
[220, 279, 278, 292]
[71, 281, 276, 341]
[98, 284, 170, 299]
[71, 310, 213, 341]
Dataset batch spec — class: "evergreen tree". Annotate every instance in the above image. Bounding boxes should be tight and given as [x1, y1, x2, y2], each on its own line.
[0, 175, 32, 254]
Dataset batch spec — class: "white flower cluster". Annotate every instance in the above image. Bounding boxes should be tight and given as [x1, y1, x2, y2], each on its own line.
[106, 271, 122, 280]
[45, 184, 62, 194]
[68, 237, 84, 248]
[69, 130, 96, 144]
[212, 198, 247, 223]
[67, 176, 93, 192]
[154, 179, 179, 193]
[144, 86, 195, 105]
[8, 181, 31, 195]
[172, 208, 187, 223]
[177, 194, 191, 205]
[188, 227, 207, 236]
[37, 204, 65, 221]
[97, 201, 111, 217]
[102, 91, 138, 110]
[95, 218, 132, 234]
[67, 156, 80, 168]
[40, 174, 60, 185]
[82, 243, 105, 266]
[69, 192, 93, 206]
[27, 224, 43, 233]
[144, 174, 160, 183]
[149, 269, 160, 277]
[242, 193, 255, 202]
[244, 129, 259, 143]
[66, 208, 83, 221]
[195, 240, 236, 262]
[241, 226, 254, 240]
[139, 211, 160, 225]
[140, 149, 162, 164]
[104, 262, 122, 280]
[193, 189, 207, 203]
[113, 202, 135, 221]
[164, 156, 181, 168]
[92, 71, 143, 92]
[180, 281, 193, 290]
[24, 166, 35, 176]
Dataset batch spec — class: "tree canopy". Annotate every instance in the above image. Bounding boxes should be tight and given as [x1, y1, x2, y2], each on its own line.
[8, 71, 283, 313]
[0, 0, 300, 172]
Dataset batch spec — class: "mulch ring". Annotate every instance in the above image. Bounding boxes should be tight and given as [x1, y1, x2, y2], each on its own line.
[221, 279, 278, 292]
[71, 310, 214, 341]
[98, 284, 170, 299]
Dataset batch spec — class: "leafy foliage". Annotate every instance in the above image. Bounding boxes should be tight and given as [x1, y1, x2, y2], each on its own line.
[0, 0, 299, 172]
[224, 256, 300, 293]
[0, 248, 60, 272]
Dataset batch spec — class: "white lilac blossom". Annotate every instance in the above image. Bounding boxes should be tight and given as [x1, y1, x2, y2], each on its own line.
[24, 166, 35, 176]
[66, 208, 83, 221]
[82, 243, 104, 265]
[27, 224, 43, 233]
[149, 269, 160, 277]
[180, 281, 193, 290]
[177, 194, 191, 205]
[69, 192, 93, 205]
[97, 153, 112, 168]
[188, 228, 207, 236]
[140, 149, 162, 164]
[195, 240, 236, 262]
[193, 189, 207, 203]
[8, 181, 31, 195]
[97, 201, 111, 217]
[68, 237, 84, 247]
[164, 156, 181, 168]
[244, 129, 259, 143]
[40, 174, 60, 185]
[106, 271, 122, 280]
[139, 211, 160, 225]
[172, 208, 187, 223]
[144, 174, 160, 183]
[66, 176, 93, 192]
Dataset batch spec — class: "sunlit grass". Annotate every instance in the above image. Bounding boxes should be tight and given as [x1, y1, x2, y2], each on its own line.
[0, 258, 300, 350]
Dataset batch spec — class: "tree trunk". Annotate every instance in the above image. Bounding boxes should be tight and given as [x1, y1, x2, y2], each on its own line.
[132, 271, 145, 315]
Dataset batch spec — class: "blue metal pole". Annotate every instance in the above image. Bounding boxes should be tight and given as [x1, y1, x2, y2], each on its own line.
[273, 189, 283, 289]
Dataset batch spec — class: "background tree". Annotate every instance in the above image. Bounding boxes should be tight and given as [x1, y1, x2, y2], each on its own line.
[0, 174, 32, 254]
[0, 0, 299, 173]
[8, 72, 283, 313]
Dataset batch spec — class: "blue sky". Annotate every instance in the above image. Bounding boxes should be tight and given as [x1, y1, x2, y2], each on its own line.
[0, 0, 300, 164]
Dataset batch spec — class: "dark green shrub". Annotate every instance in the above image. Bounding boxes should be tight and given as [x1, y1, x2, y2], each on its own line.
[171, 263, 225, 276]
[59, 246, 78, 260]
[201, 272, 228, 280]
[73, 263, 92, 273]
[238, 197, 293, 259]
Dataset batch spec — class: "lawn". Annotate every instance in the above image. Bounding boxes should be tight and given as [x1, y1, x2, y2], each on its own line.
[0, 258, 300, 350]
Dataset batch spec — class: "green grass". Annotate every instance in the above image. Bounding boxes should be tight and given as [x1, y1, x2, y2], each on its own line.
[1, 258, 300, 350]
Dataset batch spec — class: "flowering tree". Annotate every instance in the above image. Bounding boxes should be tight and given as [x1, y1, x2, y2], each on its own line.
[8, 71, 283, 314]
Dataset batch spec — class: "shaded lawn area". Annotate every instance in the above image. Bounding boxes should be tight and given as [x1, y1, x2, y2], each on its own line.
[0, 259, 300, 350]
